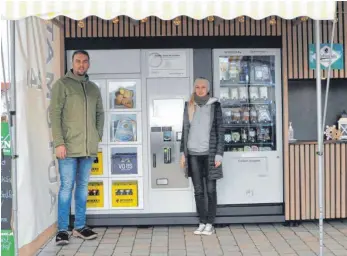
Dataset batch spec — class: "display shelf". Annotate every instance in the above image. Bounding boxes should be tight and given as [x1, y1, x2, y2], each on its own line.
[223, 123, 274, 128]
[225, 142, 274, 146]
[217, 53, 278, 153]
[221, 101, 274, 106]
[224, 125, 276, 150]
[220, 82, 275, 87]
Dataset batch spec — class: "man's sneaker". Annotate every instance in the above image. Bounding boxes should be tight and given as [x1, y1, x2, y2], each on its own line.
[202, 223, 215, 235]
[55, 231, 69, 246]
[193, 223, 206, 235]
[72, 226, 98, 240]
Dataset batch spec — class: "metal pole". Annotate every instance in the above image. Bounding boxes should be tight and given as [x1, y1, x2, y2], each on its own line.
[322, 13, 337, 132]
[315, 20, 324, 256]
[1, 29, 11, 123]
[9, 20, 19, 256]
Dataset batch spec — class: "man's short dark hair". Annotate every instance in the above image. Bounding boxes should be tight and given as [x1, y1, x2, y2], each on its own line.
[72, 50, 90, 61]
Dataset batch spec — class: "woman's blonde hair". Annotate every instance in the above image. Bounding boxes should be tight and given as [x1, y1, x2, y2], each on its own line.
[188, 77, 210, 122]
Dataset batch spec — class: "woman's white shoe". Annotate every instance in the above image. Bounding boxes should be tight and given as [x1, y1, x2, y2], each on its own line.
[193, 223, 206, 235]
[202, 223, 214, 235]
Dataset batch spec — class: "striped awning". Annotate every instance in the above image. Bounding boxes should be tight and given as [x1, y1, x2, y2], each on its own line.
[1, 0, 336, 21]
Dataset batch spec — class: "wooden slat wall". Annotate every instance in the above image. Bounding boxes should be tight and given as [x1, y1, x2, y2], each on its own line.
[288, 142, 347, 221]
[64, 2, 347, 79]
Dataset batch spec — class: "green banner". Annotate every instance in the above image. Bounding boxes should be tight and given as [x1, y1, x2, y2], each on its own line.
[1, 123, 14, 255]
[1, 122, 11, 156]
[1, 230, 14, 256]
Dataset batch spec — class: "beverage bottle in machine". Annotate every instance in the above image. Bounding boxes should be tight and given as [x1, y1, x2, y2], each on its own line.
[289, 122, 295, 140]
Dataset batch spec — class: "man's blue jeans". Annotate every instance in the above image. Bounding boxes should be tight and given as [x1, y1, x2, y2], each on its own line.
[57, 157, 94, 231]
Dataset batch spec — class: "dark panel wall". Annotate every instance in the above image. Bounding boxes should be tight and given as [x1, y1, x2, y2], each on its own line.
[193, 49, 213, 93]
[288, 80, 347, 140]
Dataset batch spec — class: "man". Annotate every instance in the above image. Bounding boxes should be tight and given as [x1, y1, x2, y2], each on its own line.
[50, 50, 104, 245]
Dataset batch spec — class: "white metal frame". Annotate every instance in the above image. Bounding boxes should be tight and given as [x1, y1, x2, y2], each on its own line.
[91, 79, 108, 144]
[92, 79, 107, 114]
[212, 48, 283, 204]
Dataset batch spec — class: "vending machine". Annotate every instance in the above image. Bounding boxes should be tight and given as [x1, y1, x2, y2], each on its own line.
[66, 48, 284, 225]
[212, 49, 283, 205]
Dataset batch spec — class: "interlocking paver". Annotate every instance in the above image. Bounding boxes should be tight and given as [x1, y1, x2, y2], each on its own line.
[56, 250, 77, 256]
[38, 253, 58, 256]
[114, 246, 133, 253]
[131, 250, 150, 255]
[93, 250, 113, 256]
[186, 253, 205, 256]
[112, 253, 131, 256]
[77, 246, 97, 253]
[222, 252, 242, 256]
[38, 220, 347, 256]
[74, 253, 94, 256]
[168, 249, 187, 256]
[260, 252, 278, 256]
[331, 250, 347, 255]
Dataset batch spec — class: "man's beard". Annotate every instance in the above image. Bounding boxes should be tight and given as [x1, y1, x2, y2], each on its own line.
[74, 69, 86, 76]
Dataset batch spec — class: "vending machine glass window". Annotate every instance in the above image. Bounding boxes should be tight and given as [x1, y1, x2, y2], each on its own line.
[218, 55, 277, 153]
[214, 49, 283, 205]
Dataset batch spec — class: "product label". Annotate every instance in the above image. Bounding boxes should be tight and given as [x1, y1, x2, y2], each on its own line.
[87, 181, 104, 208]
[111, 181, 138, 208]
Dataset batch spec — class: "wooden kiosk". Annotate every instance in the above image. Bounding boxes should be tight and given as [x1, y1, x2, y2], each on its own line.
[62, 1, 347, 223]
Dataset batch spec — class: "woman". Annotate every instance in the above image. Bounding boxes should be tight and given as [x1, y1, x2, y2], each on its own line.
[180, 77, 225, 235]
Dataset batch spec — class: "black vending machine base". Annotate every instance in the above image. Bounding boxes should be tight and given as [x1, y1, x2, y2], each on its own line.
[70, 203, 285, 227]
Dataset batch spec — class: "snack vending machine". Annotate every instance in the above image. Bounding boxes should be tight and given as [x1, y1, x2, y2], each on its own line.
[213, 49, 283, 205]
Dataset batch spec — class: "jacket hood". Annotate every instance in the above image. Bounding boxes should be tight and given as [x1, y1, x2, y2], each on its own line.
[193, 96, 219, 106]
[65, 69, 89, 82]
[206, 97, 218, 105]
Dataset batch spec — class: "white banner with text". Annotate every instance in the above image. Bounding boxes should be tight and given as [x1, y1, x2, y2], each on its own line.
[15, 17, 61, 248]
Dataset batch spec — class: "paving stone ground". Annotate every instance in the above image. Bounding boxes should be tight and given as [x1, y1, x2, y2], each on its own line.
[37, 220, 347, 256]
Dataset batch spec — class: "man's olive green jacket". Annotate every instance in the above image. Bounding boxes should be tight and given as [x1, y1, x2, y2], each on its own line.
[49, 70, 104, 157]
